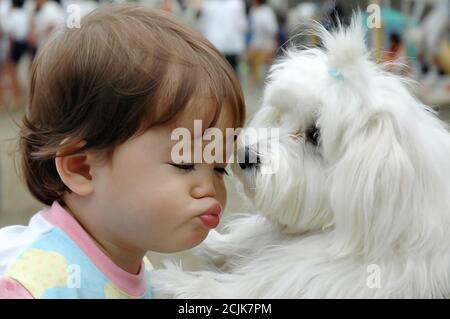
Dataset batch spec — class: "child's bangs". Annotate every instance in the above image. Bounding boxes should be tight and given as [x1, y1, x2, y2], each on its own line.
[194, 56, 246, 131]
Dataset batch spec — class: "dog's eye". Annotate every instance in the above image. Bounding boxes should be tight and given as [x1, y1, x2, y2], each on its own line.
[306, 127, 320, 146]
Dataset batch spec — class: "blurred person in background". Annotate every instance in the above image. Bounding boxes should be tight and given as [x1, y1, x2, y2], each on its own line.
[247, 0, 278, 86]
[198, 0, 247, 73]
[269, 0, 287, 53]
[419, 0, 449, 84]
[2, 0, 30, 107]
[0, 0, 12, 105]
[383, 32, 409, 75]
[28, 0, 64, 58]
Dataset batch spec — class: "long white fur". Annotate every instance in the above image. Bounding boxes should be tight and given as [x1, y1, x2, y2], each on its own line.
[151, 15, 450, 298]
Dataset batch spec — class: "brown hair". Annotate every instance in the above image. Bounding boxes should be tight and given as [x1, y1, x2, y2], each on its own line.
[20, 5, 245, 205]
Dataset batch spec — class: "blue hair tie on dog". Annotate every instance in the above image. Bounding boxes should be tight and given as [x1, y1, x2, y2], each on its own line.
[328, 68, 344, 81]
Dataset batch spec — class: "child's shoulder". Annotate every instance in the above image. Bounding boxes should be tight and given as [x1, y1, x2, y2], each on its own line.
[0, 205, 154, 299]
[0, 209, 95, 298]
[0, 210, 54, 275]
[0, 209, 58, 298]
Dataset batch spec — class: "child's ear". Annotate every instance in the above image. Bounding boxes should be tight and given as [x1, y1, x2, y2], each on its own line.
[55, 143, 94, 197]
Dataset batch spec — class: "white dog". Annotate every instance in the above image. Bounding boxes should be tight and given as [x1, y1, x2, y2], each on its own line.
[151, 16, 450, 298]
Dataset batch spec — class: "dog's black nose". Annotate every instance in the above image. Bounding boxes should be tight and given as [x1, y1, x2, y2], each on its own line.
[239, 146, 260, 170]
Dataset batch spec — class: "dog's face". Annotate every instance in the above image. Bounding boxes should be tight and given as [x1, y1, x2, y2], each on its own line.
[233, 17, 450, 249]
[233, 50, 332, 234]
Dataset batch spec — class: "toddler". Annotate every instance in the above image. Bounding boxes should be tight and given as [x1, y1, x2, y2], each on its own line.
[0, 5, 245, 298]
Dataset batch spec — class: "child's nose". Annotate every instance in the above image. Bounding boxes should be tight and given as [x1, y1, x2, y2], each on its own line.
[191, 174, 216, 199]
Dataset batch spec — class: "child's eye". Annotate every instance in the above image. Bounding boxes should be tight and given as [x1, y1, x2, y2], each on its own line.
[214, 167, 229, 176]
[171, 163, 195, 171]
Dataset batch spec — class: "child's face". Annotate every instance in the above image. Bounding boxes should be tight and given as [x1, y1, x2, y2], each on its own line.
[88, 113, 230, 254]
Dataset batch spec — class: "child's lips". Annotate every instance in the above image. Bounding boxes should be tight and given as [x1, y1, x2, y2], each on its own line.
[198, 203, 222, 229]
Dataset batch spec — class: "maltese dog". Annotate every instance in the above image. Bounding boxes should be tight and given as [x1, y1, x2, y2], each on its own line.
[151, 15, 450, 298]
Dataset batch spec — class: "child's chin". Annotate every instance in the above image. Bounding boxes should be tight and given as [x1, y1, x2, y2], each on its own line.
[183, 229, 209, 250]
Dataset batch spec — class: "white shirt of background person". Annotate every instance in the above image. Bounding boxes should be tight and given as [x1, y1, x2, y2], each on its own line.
[0, 0, 12, 62]
[34, 0, 65, 47]
[198, 0, 247, 56]
[249, 3, 278, 51]
[4, 4, 30, 41]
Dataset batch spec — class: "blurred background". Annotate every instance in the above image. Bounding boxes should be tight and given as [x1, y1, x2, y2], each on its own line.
[0, 0, 449, 233]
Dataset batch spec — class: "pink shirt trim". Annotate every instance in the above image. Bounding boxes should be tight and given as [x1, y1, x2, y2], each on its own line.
[0, 277, 33, 299]
[41, 202, 147, 297]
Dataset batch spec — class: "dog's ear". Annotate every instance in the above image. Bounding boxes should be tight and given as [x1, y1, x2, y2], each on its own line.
[328, 110, 417, 258]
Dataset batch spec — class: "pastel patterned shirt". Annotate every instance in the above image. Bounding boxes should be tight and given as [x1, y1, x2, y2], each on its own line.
[0, 202, 153, 299]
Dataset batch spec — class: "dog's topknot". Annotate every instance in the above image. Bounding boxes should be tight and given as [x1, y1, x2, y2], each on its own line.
[318, 14, 371, 85]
